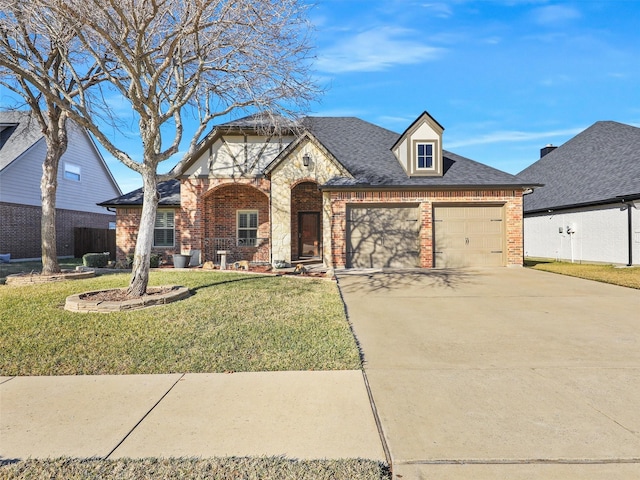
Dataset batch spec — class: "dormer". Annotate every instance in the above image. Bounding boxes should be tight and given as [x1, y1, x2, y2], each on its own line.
[392, 111, 444, 177]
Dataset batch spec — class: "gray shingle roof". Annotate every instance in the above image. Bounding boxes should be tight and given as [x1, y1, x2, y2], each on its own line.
[303, 117, 531, 188]
[105, 115, 534, 205]
[0, 111, 44, 172]
[518, 121, 640, 212]
[99, 179, 180, 207]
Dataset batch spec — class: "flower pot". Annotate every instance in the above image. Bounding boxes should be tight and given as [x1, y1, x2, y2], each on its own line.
[173, 253, 192, 268]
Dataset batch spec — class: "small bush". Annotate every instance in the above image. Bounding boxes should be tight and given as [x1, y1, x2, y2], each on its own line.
[150, 253, 161, 268]
[82, 253, 109, 268]
[126, 253, 162, 268]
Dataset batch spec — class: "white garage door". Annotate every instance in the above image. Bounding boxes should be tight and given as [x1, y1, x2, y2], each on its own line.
[347, 205, 421, 268]
[434, 205, 505, 267]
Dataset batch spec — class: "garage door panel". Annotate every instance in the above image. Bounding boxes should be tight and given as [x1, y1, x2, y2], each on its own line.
[347, 206, 420, 268]
[434, 206, 505, 268]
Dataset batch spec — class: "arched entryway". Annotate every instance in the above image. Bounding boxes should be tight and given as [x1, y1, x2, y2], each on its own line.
[291, 181, 322, 260]
[203, 183, 270, 263]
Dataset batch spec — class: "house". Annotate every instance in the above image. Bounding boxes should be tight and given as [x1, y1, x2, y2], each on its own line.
[518, 121, 640, 265]
[0, 111, 121, 260]
[100, 112, 537, 269]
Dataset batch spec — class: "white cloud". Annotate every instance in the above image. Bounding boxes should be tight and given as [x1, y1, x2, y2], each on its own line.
[316, 27, 445, 73]
[421, 3, 454, 18]
[531, 5, 581, 25]
[447, 126, 585, 148]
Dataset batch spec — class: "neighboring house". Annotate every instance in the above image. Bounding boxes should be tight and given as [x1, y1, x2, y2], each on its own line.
[518, 121, 640, 266]
[100, 112, 537, 269]
[0, 111, 121, 259]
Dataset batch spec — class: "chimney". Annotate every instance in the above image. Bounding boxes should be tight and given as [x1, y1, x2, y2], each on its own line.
[540, 144, 557, 158]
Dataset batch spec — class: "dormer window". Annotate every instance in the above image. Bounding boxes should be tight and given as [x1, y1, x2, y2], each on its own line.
[417, 143, 434, 169]
[392, 111, 445, 177]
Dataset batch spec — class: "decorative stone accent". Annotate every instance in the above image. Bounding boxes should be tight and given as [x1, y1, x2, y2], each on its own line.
[5, 270, 95, 285]
[270, 141, 351, 263]
[64, 285, 190, 312]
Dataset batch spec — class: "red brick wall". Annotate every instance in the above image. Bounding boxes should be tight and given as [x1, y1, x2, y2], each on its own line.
[201, 181, 270, 263]
[291, 181, 322, 260]
[328, 189, 524, 268]
[0, 202, 115, 259]
[115, 207, 180, 263]
[180, 178, 270, 261]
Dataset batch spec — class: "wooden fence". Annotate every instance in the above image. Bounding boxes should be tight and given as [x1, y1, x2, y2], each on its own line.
[74, 228, 116, 260]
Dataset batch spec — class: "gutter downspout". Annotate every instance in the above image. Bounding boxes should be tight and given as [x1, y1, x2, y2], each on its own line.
[627, 202, 633, 267]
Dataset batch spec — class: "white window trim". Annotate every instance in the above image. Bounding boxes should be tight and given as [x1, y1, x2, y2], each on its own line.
[416, 142, 435, 170]
[237, 210, 258, 247]
[64, 162, 81, 182]
[411, 139, 441, 176]
[154, 210, 175, 247]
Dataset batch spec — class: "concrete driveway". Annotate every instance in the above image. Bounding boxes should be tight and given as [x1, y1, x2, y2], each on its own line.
[337, 268, 640, 479]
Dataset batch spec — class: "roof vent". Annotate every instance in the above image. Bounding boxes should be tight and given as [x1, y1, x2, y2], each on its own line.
[540, 144, 557, 158]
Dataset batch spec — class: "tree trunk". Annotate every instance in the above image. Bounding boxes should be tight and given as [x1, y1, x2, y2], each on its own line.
[126, 169, 160, 297]
[40, 117, 67, 275]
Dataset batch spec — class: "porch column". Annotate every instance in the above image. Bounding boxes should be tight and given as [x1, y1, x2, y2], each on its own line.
[271, 180, 292, 263]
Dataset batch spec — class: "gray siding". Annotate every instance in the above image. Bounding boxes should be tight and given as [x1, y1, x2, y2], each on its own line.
[0, 122, 120, 214]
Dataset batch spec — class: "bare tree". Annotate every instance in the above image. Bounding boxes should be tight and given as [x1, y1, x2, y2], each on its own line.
[12, 0, 318, 296]
[0, 5, 104, 274]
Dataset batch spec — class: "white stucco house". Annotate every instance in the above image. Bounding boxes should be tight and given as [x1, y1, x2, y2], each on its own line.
[518, 121, 640, 265]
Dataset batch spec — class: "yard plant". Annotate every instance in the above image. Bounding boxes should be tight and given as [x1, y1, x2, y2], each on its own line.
[0, 270, 361, 375]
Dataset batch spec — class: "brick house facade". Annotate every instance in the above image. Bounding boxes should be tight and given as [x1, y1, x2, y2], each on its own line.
[102, 113, 536, 269]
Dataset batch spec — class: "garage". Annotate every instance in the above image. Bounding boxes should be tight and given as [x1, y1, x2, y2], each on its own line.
[434, 205, 505, 267]
[346, 205, 420, 268]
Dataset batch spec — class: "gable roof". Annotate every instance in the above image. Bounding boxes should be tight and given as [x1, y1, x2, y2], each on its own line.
[106, 114, 536, 206]
[302, 116, 532, 189]
[99, 178, 181, 207]
[518, 121, 640, 212]
[0, 111, 43, 172]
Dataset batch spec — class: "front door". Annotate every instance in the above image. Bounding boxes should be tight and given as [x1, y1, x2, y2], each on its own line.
[298, 212, 321, 258]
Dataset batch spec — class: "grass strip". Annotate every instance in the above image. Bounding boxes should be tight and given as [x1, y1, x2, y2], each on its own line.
[526, 259, 640, 289]
[0, 457, 391, 480]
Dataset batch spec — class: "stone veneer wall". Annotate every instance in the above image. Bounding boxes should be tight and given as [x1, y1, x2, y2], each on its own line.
[327, 189, 524, 269]
[269, 141, 351, 264]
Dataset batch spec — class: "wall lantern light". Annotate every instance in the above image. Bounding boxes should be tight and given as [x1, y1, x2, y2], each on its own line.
[302, 154, 311, 167]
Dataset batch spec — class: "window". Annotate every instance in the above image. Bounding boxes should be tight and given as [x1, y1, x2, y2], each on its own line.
[416, 143, 433, 169]
[154, 210, 175, 247]
[237, 210, 258, 247]
[64, 163, 81, 181]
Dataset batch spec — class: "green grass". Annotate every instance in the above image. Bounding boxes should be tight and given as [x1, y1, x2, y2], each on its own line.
[0, 258, 83, 283]
[0, 457, 391, 480]
[0, 271, 361, 375]
[525, 258, 640, 289]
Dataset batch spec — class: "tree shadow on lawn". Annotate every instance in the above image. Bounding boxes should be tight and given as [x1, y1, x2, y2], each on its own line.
[188, 273, 281, 295]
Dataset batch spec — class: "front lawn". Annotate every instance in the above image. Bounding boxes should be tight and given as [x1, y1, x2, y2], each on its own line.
[526, 258, 640, 289]
[0, 271, 361, 375]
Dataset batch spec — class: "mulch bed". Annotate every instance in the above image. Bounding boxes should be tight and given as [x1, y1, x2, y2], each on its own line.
[79, 286, 177, 302]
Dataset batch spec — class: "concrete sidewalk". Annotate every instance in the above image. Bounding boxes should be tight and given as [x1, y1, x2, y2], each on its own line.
[0, 370, 386, 462]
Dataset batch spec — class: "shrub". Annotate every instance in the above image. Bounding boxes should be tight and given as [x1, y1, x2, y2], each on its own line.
[82, 253, 109, 268]
[126, 253, 162, 268]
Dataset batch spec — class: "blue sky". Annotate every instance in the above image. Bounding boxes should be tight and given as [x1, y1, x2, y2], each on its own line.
[3, 0, 640, 194]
